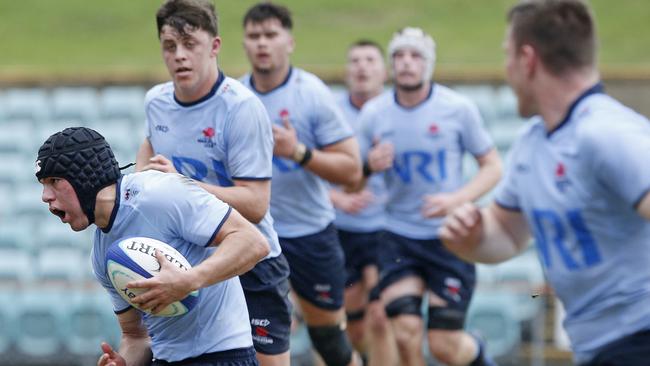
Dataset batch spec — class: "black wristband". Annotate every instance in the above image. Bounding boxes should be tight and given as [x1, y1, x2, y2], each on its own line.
[362, 161, 373, 177]
[299, 147, 313, 166]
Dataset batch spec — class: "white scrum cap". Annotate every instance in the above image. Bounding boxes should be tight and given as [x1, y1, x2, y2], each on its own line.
[387, 27, 436, 82]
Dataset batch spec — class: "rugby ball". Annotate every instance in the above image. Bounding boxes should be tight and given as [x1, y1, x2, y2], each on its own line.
[106, 236, 199, 317]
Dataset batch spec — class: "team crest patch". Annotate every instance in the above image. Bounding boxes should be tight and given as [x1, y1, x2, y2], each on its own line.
[124, 188, 139, 201]
[278, 108, 291, 125]
[554, 162, 571, 192]
[197, 127, 215, 148]
[35, 160, 41, 174]
[428, 122, 441, 138]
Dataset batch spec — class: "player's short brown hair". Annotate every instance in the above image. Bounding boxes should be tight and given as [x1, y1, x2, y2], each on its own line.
[157, 0, 218, 38]
[508, 0, 596, 76]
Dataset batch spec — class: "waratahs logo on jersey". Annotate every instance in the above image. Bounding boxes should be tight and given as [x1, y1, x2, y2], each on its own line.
[278, 108, 291, 124]
[427, 122, 441, 138]
[555, 162, 571, 192]
[124, 188, 139, 201]
[197, 127, 215, 148]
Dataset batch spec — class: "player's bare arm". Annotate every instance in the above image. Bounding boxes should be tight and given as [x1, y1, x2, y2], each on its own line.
[128, 209, 269, 313]
[329, 188, 374, 215]
[98, 309, 151, 366]
[439, 202, 530, 264]
[273, 118, 362, 186]
[135, 138, 155, 172]
[422, 148, 502, 218]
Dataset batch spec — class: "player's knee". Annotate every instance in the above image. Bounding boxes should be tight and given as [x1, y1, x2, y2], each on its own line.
[366, 303, 390, 334]
[428, 329, 468, 365]
[307, 324, 354, 366]
[345, 320, 366, 350]
[391, 315, 423, 354]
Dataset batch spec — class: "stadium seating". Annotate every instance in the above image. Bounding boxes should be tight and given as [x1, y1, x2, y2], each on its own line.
[35, 247, 87, 284]
[0, 248, 33, 286]
[66, 289, 121, 358]
[0, 292, 18, 359]
[99, 86, 146, 122]
[51, 87, 99, 125]
[14, 289, 67, 357]
[4, 88, 50, 123]
[38, 220, 93, 252]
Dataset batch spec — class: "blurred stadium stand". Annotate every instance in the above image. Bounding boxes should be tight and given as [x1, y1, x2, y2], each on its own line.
[0, 85, 570, 365]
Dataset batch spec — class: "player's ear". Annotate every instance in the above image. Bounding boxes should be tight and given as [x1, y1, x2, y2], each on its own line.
[211, 36, 222, 57]
[520, 44, 537, 78]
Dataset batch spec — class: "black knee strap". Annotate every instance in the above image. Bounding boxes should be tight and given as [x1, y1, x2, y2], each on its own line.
[427, 306, 465, 330]
[346, 309, 365, 322]
[385, 295, 422, 318]
[368, 285, 381, 302]
[307, 324, 353, 366]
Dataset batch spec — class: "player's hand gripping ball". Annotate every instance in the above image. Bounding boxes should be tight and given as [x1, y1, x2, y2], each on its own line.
[106, 237, 198, 317]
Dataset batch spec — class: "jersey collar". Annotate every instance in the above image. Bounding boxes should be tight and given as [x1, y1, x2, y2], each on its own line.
[250, 66, 293, 95]
[547, 82, 604, 137]
[173, 71, 226, 107]
[394, 82, 434, 110]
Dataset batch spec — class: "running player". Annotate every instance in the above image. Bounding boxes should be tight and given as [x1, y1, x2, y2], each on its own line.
[330, 40, 397, 366]
[135, 1, 292, 365]
[37, 127, 268, 366]
[240, 3, 362, 365]
[440, 1, 650, 365]
[359, 27, 502, 365]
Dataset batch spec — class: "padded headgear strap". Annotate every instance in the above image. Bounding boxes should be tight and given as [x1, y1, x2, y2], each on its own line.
[35, 127, 121, 224]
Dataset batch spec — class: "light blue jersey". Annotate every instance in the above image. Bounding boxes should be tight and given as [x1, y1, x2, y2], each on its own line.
[241, 67, 354, 237]
[92, 171, 252, 362]
[332, 91, 386, 232]
[495, 84, 650, 363]
[145, 72, 281, 259]
[360, 85, 493, 239]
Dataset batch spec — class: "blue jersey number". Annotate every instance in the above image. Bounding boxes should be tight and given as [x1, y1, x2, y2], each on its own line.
[171, 156, 233, 187]
[393, 150, 446, 184]
[531, 209, 602, 271]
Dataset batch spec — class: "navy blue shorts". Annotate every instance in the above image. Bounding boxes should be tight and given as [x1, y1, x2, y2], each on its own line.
[239, 254, 292, 355]
[151, 347, 258, 366]
[581, 329, 650, 366]
[338, 229, 382, 286]
[280, 223, 346, 310]
[378, 231, 476, 312]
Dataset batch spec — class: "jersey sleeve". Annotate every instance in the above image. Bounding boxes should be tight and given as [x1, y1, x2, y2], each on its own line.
[144, 174, 233, 247]
[310, 82, 354, 147]
[585, 118, 650, 207]
[224, 96, 273, 180]
[459, 100, 494, 156]
[91, 234, 132, 313]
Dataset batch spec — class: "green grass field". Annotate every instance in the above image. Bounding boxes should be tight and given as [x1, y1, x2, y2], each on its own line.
[1, 0, 649, 82]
